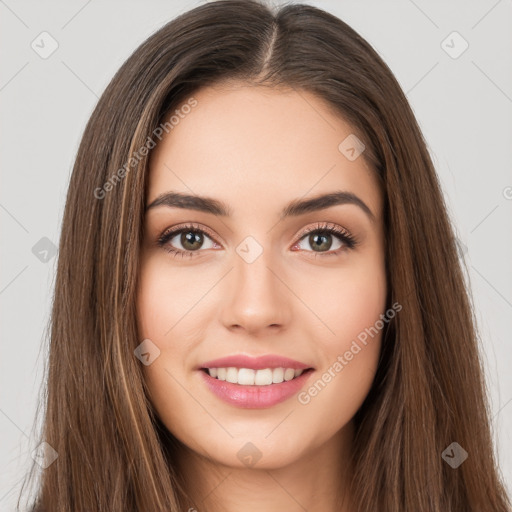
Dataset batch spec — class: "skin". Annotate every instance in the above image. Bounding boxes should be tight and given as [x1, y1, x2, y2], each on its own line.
[136, 82, 387, 512]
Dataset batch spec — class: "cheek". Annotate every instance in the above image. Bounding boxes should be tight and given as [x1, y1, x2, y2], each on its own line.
[335, 267, 387, 342]
[293, 254, 386, 424]
[136, 256, 207, 341]
[295, 339, 381, 449]
[135, 258, 209, 430]
[296, 310, 384, 445]
[135, 273, 196, 442]
[293, 250, 387, 343]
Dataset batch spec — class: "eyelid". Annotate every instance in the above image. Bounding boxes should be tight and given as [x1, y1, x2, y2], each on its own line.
[294, 221, 351, 241]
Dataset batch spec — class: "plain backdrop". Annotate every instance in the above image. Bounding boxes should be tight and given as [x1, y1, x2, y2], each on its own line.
[1, 0, 511, 508]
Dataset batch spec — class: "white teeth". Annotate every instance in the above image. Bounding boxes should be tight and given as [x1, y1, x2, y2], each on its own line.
[238, 368, 255, 385]
[226, 367, 238, 383]
[206, 367, 306, 386]
[254, 368, 272, 385]
[272, 367, 284, 384]
[284, 368, 295, 381]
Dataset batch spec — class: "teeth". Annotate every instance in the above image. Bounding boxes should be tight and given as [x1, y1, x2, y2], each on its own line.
[226, 367, 238, 383]
[255, 368, 272, 385]
[284, 368, 295, 381]
[206, 367, 305, 386]
[272, 367, 284, 384]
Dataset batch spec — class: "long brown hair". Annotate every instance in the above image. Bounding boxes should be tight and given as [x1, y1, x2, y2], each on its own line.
[19, 1, 511, 510]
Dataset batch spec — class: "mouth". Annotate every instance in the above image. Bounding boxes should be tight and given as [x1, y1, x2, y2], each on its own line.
[198, 366, 314, 409]
[197, 354, 315, 408]
[199, 366, 314, 386]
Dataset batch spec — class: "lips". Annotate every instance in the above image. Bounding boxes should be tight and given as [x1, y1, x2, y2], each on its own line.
[198, 354, 314, 371]
[197, 353, 315, 408]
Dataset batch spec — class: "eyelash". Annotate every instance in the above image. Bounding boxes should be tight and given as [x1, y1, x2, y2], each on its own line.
[156, 221, 358, 259]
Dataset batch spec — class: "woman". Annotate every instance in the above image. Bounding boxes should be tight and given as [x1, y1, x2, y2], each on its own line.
[19, 1, 511, 510]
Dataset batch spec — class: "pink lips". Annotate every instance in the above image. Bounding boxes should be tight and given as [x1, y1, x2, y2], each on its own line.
[198, 354, 315, 409]
[199, 354, 312, 370]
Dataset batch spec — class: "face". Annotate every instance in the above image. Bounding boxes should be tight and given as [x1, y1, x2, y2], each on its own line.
[136, 82, 387, 470]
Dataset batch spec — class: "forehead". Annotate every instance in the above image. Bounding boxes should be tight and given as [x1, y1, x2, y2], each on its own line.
[147, 83, 382, 219]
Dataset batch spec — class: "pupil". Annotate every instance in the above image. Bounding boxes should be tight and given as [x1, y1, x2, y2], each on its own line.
[310, 233, 332, 252]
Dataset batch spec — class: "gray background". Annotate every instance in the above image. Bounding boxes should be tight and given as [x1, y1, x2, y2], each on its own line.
[1, 0, 511, 508]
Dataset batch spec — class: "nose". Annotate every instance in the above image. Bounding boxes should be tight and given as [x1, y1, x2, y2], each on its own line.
[220, 247, 291, 335]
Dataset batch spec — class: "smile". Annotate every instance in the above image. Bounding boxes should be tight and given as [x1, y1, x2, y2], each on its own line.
[203, 367, 306, 386]
[199, 367, 314, 409]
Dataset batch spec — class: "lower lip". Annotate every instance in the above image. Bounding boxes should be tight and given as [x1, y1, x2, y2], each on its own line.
[199, 369, 314, 409]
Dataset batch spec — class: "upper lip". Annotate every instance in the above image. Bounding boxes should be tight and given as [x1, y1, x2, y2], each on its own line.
[198, 354, 314, 371]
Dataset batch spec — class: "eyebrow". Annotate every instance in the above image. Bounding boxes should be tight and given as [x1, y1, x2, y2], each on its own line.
[145, 190, 375, 223]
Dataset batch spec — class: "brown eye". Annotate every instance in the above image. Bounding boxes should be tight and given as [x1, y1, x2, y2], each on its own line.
[294, 223, 357, 255]
[307, 232, 334, 252]
[179, 230, 205, 251]
[157, 223, 218, 258]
